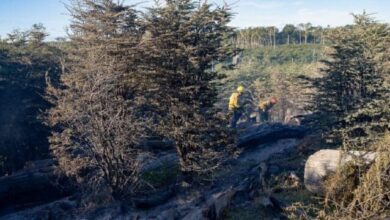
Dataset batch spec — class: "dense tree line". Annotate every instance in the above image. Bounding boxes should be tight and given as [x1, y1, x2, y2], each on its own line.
[234, 23, 328, 49]
[0, 24, 62, 175]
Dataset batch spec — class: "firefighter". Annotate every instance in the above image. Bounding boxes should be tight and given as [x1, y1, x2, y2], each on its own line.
[229, 86, 245, 128]
[258, 97, 278, 123]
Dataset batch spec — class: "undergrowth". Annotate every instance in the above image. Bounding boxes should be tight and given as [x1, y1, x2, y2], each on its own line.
[321, 134, 390, 219]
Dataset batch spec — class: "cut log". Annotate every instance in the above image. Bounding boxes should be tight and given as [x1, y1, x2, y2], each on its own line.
[182, 187, 237, 220]
[238, 123, 306, 148]
[138, 136, 174, 151]
[0, 160, 56, 199]
[0, 197, 77, 220]
[304, 150, 376, 194]
[133, 186, 177, 209]
[139, 124, 305, 173]
[0, 160, 73, 215]
[139, 151, 178, 172]
[128, 139, 302, 220]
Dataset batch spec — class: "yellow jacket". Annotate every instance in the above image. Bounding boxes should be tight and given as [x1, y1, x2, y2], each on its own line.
[258, 100, 274, 111]
[229, 92, 240, 110]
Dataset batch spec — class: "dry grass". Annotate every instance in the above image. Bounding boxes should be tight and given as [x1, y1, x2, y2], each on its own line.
[322, 134, 390, 219]
[324, 162, 362, 209]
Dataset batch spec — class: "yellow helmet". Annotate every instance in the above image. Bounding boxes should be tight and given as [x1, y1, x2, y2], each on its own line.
[237, 85, 245, 93]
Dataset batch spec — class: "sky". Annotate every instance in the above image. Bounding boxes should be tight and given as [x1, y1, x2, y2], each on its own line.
[0, 0, 390, 40]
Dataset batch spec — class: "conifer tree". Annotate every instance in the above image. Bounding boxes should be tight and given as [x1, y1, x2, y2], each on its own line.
[308, 13, 390, 149]
[28, 23, 48, 47]
[141, 0, 236, 174]
[314, 14, 390, 219]
[342, 14, 390, 149]
[47, 0, 146, 199]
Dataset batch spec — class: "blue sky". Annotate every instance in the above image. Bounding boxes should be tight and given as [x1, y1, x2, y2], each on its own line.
[0, 0, 390, 40]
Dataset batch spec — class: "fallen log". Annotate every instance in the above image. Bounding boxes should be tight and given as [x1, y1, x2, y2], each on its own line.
[138, 136, 174, 151]
[304, 150, 376, 195]
[133, 186, 177, 209]
[238, 123, 306, 148]
[140, 124, 306, 173]
[139, 151, 178, 172]
[125, 139, 301, 220]
[0, 197, 77, 220]
[183, 187, 238, 220]
[0, 160, 73, 215]
[0, 160, 57, 200]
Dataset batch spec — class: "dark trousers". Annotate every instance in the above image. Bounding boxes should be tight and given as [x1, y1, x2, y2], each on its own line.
[230, 110, 242, 128]
[258, 110, 269, 123]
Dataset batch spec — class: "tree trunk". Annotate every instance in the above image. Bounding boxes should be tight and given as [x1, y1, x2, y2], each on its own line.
[304, 33, 308, 44]
[0, 160, 73, 212]
[287, 34, 290, 45]
[299, 31, 302, 44]
[273, 28, 276, 49]
[238, 124, 306, 148]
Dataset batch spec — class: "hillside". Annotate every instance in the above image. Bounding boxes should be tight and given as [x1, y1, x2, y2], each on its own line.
[0, 1, 389, 219]
[215, 45, 327, 219]
[218, 44, 324, 123]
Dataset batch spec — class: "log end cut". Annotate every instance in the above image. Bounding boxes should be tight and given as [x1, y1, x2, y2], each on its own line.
[304, 149, 376, 195]
[304, 150, 341, 195]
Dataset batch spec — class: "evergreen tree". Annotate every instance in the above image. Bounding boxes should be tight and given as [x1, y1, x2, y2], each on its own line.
[307, 13, 390, 149]
[342, 14, 390, 149]
[47, 0, 146, 200]
[28, 23, 48, 47]
[141, 0, 236, 174]
[282, 24, 296, 45]
[6, 29, 28, 47]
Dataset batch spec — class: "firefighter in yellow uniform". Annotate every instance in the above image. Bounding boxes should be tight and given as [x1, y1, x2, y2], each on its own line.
[229, 86, 245, 128]
[258, 97, 278, 123]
